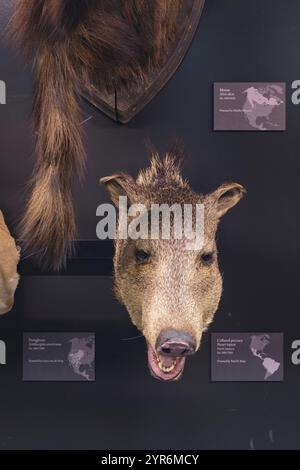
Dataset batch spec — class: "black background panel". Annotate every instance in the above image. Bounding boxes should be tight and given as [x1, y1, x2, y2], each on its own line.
[0, 0, 300, 450]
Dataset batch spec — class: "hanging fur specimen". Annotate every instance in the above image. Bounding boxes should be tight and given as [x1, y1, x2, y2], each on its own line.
[0, 211, 20, 315]
[9, 0, 205, 270]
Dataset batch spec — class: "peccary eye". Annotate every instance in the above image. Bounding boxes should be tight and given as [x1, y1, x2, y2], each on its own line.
[200, 252, 214, 265]
[135, 249, 151, 264]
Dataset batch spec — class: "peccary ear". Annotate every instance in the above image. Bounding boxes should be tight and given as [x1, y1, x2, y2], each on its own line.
[209, 182, 246, 218]
[100, 173, 136, 206]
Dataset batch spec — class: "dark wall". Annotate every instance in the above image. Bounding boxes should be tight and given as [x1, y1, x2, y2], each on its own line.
[0, 0, 300, 450]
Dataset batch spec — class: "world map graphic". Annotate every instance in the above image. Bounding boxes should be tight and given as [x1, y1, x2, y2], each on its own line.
[68, 335, 95, 381]
[242, 85, 284, 130]
[250, 334, 281, 380]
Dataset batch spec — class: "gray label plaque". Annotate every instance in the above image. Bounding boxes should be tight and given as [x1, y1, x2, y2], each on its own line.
[214, 82, 286, 131]
[211, 333, 283, 381]
[23, 333, 95, 381]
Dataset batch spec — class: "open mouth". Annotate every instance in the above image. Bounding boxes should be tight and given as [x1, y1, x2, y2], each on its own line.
[147, 343, 186, 381]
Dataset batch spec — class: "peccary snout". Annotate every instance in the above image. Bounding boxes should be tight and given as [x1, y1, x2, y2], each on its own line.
[156, 330, 196, 357]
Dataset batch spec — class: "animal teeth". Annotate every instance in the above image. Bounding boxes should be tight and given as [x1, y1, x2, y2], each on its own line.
[157, 357, 177, 373]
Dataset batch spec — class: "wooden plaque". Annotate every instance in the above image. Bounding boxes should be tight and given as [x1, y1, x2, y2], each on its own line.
[83, 0, 206, 123]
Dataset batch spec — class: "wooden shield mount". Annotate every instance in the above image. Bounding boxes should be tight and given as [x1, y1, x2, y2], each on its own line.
[83, 0, 206, 123]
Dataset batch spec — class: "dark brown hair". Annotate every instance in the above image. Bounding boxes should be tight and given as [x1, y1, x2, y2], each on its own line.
[10, 0, 182, 270]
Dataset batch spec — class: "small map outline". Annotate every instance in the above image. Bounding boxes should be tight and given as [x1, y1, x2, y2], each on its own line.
[68, 335, 95, 381]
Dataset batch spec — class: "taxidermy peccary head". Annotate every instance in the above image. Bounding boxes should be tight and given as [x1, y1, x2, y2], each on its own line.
[101, 152, 245, 381]
[0, 211, 20, 315]
[9, 0, 183, 270]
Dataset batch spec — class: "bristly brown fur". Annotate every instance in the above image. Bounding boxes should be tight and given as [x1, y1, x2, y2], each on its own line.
[136, 152, 188, 190]
[9, 0, 182, 270]
[21, 42, 85, 270]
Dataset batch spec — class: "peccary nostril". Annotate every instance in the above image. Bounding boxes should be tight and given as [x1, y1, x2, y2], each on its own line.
[156, 329, 196, 357]
[161, 347, 171, 355]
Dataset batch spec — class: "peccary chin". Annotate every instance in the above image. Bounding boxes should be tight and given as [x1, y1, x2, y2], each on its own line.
[101, 152, 245, 380]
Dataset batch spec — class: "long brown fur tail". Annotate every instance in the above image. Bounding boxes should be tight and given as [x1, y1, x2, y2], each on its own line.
[9, 0, 86, 270]
[9, 0, 183, 270]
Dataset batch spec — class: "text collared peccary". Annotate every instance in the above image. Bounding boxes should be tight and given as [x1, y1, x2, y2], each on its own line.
[101, 152, 245, 381]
